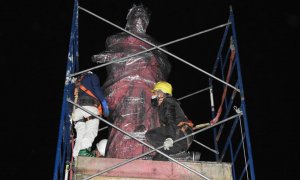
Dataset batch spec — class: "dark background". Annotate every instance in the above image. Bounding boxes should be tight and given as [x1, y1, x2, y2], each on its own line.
[2, 0, 299, 179]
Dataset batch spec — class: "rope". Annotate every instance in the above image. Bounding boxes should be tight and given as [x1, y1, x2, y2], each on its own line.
[210, 37, 236, 125]
[234, 106, 249, 180]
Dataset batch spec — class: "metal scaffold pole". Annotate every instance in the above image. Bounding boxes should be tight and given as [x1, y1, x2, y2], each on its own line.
[53, 0, 78, 179]
[229, 6, 256, 180]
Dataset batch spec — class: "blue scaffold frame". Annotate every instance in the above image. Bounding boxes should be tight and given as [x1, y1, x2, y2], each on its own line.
[53, 0, 79, 179]
[209, 7, 256, 180]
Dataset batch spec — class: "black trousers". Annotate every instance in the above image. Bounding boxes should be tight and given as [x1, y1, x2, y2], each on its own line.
[145, 126, 192, 160]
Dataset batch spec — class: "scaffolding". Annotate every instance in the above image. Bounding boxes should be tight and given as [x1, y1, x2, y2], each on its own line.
[53, 1, 256, 179]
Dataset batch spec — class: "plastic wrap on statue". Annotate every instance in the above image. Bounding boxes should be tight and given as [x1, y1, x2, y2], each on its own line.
[92, 4, 171, 159]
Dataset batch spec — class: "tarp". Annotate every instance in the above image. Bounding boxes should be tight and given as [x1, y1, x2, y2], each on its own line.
[92, 4, 171, 159]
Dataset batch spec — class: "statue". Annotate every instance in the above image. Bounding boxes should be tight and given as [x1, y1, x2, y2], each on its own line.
[92, 4, 171, 159]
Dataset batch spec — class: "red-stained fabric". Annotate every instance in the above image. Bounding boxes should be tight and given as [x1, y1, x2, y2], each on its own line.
[93, 23, 171, 159]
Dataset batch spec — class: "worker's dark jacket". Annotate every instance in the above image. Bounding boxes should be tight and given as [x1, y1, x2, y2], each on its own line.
[158, 97, 189, 139]
[146, 96, 193, 154]
[77, 73, 106, 106]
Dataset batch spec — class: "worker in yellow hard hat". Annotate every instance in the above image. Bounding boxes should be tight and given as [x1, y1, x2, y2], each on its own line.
[150, 81, 173, 106]
[146, 81, 200, 161]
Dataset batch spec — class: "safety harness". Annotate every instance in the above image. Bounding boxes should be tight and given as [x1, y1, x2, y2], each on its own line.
[73, 74, 103, 124]
[78, 85, 103, 116]
[74, 115, 95, 124]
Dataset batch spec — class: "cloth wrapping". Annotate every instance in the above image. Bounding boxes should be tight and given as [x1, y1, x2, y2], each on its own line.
[92, 4, 171, 158]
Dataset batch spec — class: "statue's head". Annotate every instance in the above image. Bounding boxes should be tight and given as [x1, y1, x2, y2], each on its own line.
[125, 4, 151, 34]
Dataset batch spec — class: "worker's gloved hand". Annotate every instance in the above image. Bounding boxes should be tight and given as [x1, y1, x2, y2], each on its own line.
[101, 100, 110, 117]
[163, 138, 173, 150]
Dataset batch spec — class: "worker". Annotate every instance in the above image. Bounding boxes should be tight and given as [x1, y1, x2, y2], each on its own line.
[145, 81, 200, 161]
[71, 71, 109, 158]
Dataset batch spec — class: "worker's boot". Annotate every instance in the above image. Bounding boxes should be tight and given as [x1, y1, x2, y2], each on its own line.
[78, 148, 96, 157]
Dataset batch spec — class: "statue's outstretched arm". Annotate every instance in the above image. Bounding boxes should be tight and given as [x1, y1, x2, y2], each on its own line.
[92, 51, 119, 64]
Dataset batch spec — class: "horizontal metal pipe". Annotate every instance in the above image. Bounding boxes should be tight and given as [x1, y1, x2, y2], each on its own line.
[193, 140, 219, 154]
[178, 86, 211, 101]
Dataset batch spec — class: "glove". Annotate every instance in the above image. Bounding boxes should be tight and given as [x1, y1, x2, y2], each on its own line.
[101, 100, 110, 117]
[163, 138, 173, 150]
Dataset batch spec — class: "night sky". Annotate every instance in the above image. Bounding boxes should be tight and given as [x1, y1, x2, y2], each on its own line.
[2, 0, 299, 179]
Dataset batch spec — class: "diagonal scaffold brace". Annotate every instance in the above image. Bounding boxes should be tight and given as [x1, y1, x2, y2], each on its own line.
[68, 98, 242, 180]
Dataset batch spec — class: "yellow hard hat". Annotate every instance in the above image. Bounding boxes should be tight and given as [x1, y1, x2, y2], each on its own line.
[152, 81, 172, 95]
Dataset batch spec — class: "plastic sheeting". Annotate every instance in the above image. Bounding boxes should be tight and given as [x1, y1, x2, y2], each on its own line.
[92, 4, 171, 159]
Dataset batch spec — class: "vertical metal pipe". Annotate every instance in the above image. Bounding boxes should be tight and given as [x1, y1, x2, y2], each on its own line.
[210, 20, 230, 162]
[53, 1, 78, 179]
[209, 87, 219, 161]
[230, 7, 256, 179]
